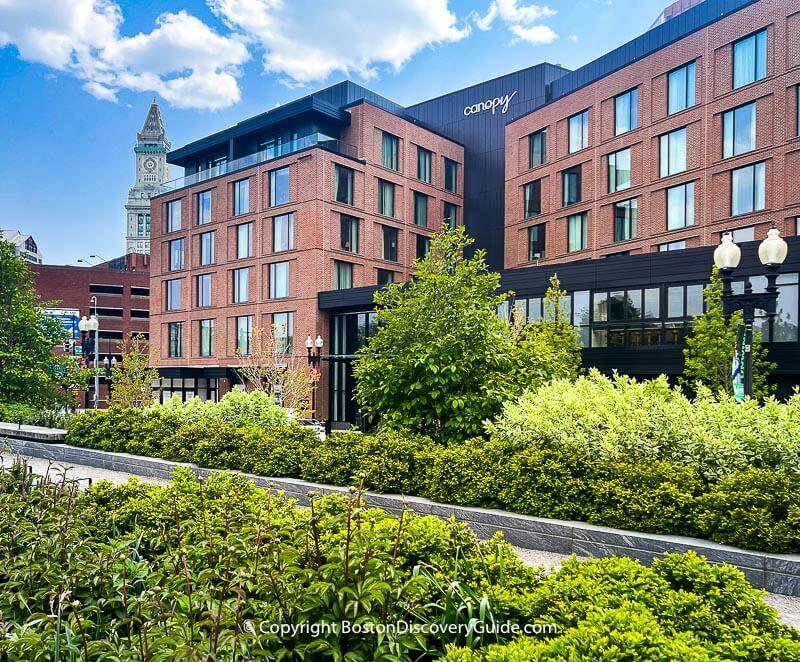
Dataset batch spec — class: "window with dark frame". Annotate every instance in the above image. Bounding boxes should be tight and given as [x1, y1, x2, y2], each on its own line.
[668, 61, 696, 114]
[444, 158, 458, 193]
[417, 147, 432, 183]
[523, 180, 541, 218]
[233, 179, 249, 215]
[377, 269, 394, 285]
[731, 161, 765, 216]
[197, 273, 212, 307]
[413, 191, 428, 227]
[166, 279, 181, 311]
[333, 260, 353, 289]
[733, 29, 767, 89]
[169, 238, 184, 271]
[722, 102, 756, 158]
[236, 315, 253, 355]
[166, 199, 181, 232]
[200, 231, 214, 265]
[236, 222, 253, 259]
[168, 321, 184, 358]
[568, 110, 589, 153]
[197, 191, 211, 225]
[562, 165, 581, 206]
[233, 267, 249, 303]
[567, 213, 588, 252]
[527, 224, 545, 260]
[378, 179, 395, 217]
[660, 127, 687, 177]
[608, 148, 631, 193]
[381, 132, 399, 170]
[273, 213, 294, 252]
[382, 225, 398, 261]
[443, 202, 458, 230]
[334, 164, 354, 205]
[529, 129, 547, 168]
[269, 261, 289, 299]
[340, 214, 359, 253]
[666, 182, 695, 230]
[199, 319, 214, 357]
[614, 88, 638, 135]
[273, 312, 293, 354]
[416, 234, 431, 259]
[614, 199, 638, 242]
[269, 167, 289, 206]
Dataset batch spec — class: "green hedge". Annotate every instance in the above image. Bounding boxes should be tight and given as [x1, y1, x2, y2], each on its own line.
[0, 402, 73, 429]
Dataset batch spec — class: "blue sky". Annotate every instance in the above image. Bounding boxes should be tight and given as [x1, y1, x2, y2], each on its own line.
[0, 0, 662, 265]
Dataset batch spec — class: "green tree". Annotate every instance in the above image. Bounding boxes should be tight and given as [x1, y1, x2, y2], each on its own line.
[353, 227, 518, 442]
[109, 333, 161, 408]
[0, 241, 65, 406]
[681, 267, 775, 398]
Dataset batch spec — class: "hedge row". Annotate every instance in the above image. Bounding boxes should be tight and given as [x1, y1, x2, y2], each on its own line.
[66, 410, 800, 553]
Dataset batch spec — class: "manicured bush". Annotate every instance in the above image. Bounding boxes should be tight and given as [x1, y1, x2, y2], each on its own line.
[0, 402, 73, 429]
[239, 424, 318, 477]
[422, 438, 507, 507]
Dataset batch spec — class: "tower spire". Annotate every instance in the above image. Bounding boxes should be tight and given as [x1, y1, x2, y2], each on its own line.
[137, 97, 170, 149]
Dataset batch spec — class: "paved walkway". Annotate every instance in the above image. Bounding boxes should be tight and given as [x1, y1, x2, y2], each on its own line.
[1, 451, 798, 631]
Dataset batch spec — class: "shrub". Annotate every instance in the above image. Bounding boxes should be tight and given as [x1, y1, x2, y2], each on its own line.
[0, 402, 73, 428]
[239, 425, 318, 478]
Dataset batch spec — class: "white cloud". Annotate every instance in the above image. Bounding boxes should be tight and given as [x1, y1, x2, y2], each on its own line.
[0, 0, 250, 110]
[474, 0, 557, 45]
[208, 0, 469, 85]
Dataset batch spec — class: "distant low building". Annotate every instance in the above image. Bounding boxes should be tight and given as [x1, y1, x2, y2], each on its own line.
[1, 229, 43, 263]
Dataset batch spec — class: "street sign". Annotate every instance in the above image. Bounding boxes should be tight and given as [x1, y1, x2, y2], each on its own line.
[44, 308, 81, 339]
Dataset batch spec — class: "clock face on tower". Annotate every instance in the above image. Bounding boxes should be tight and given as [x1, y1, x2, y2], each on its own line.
[143, 157, 156, 172]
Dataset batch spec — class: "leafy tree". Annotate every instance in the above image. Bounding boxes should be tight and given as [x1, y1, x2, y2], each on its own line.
[681, 267, 775, 398]
[0, 241, 65, 406]
[353, 227, 518, 442]
[109, 333, 161, 408]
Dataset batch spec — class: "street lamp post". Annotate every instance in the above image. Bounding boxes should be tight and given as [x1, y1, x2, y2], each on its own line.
[712, 227, 788, 398]
[305, 334, 324, 420]
[81, 296, 101, 409]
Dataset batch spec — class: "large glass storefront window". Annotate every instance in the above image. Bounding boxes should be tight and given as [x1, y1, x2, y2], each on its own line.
[330, 312, 377, 424]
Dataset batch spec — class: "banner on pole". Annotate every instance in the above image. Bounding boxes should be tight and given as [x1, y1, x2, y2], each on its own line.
[732, 326, 744, 403]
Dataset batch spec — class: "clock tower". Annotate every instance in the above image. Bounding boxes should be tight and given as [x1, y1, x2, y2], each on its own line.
[125, 98, 170, 254]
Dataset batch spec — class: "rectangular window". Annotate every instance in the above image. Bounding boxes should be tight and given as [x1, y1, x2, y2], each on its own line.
[730, 226, 755, 243]
[381, 225, 398, 261]
[567, 213, 588, 252]
[340, 214, 359, 252]
[333, 260, 353, 289]
[236, 315, 253, 355]
[377, 269, 394, 285]
[413, 191, 428, 227]
[166, 279, 181, 311]
[417, 147, 431, 183]
[615, 88, 638, 135]
[197, 191, 211, 225]
[169, 238, 184, 271]
[416, 234, 431, 259]
[731, 161, 765, 216]
[233, 267, 249, 303]
[659, 240, 686, 252]
[269, 261, 289, 299]
[733, 29, 767, 89]
[608, 148, 631, 192]
[668, 62, 696, 114]
[273, 312, 293, 354]
[614, 199, 638, 242]
[523, 180, 541, 218]
[168, 321, 184, 358]
[378, 179, 395, 217]
[199, 319, 214, 357]
[269, 167, 290, 206]
[200, 231, 215, 266]
[334, 164, 354, 205]
[444, 158, 458, 193]
[562, 165, 581, 206]
[723, 102, 756, 158]
[233, 179, 249, 215]
[197, 273, 212, 307]
[166, 199, 181, 232]
[666, 182, 695, 230]
[237, 222, 253, 259]
[529, 129, 547, 168]
[660, 127, 687, 177]
[273, 213, 294, 252]
[568, 110, 589, 153]
[443, 202, 458, 230]
[527, 224, 546, 260]
[381, 132, 399, 170]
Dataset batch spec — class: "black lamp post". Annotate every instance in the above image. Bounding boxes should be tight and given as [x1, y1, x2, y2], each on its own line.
[305, 334, 324, 420]
[712, 227, 788, 399]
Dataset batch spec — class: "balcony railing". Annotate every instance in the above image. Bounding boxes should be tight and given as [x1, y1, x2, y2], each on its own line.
[160, 133, 358, 193]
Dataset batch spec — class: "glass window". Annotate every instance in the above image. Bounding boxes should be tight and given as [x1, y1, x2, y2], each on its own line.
[667, 182, 695, 229]
[773, 275, 799, 342]
[166, 279, 181, 311]
[197, 273, 212, 307]
[723, 102, 756, 158]
[199, 319, 214, 357]
[644, 288, 660, 318]
[200, 231, 214, 266]
[197, 191, 211, 225]
[524, 180, 541, 218]
[269, 261, 289, 299]
[593, 292, 608, 321]
[659, 240, 686, 252]
[378, 179, 395, 217]
[413, 191, 428, 227]
[443, 202, 458, 230]
[614, 199, 637, 242]
[563, 166, 581, 206]
[169, 238, 184, 271]
[668, 62, 696, 114]
[444, 158, 458, 193]
[237, 222, 253, 259]
[269, 167, 289, 206]
[236, 315, 253, 355]
[660, 127, 687, 177]
[730, 226, 755, 243]
[273, 213, 294, 252]
[382, 132, 399, 170]
[733, 29, 767, 89]
[731, 161, 765, 216]
[686, 284, 704, 317]
[334, 164, 354, 205]
[166, 199, 181, 232]
[273, 312, 293, 354]
[377, 269, 394, 285]
[529, 129, 547, 168]
[340, 214, 359, 253]
[567, 213, 587, 252]
[527, 224, 546, 260]
[382, 225, 398, 261]
[615, 88, 638, 135]
[168, 321, 183, 358]
[259, 135, 280, 159]
[233, 179, 249, 215]
[568, 110, 589, 152]
[417, 147, 431, 183]
[333, 261, 353, 289]
[416, 234, 431, 259]
[667, 286, 683, 317]
[233, 267, 249, 303]
[608, 148, 631, 192]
